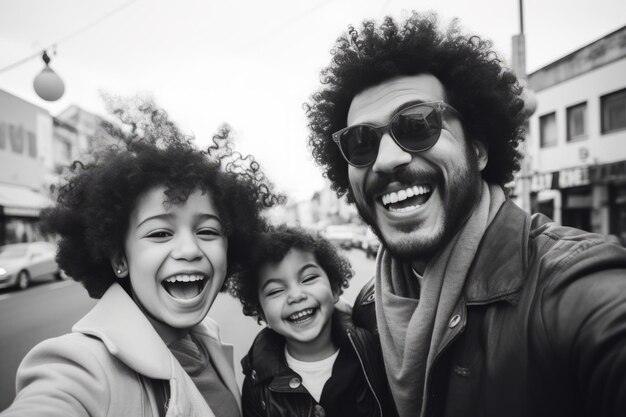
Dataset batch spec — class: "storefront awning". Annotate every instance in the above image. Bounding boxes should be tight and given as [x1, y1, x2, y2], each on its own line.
[0, 183, 54, 217]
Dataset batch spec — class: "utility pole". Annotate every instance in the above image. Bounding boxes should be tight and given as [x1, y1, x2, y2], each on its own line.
[511, 0, 536, 212]
[512, 0, 526, 78]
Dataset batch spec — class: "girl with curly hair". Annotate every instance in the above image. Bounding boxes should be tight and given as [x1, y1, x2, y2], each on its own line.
[1, 101, 281, 417]
[229, 225, 396, 417]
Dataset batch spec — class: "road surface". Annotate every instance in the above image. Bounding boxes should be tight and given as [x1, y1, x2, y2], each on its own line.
[0, 248, 375, 410]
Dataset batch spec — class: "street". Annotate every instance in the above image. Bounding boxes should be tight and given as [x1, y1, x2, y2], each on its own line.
[0, 247, 375, 410]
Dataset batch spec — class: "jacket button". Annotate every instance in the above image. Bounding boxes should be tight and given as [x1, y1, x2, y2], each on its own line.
[289, 377, 301, 389]
[449, 314, 461, 328]
[453, 365, 470, 377]
[251, 370, 257, 380]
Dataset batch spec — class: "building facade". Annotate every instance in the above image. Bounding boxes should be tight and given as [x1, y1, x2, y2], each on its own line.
[52, 105, 113, 174]
[0, 90, 54, 245]
[267, 180, 360, 230]
[0, 90, 112, 245]
[520, 25, 626, 243]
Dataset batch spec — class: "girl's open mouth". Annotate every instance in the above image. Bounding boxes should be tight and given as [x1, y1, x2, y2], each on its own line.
[161, 274, 208, 300]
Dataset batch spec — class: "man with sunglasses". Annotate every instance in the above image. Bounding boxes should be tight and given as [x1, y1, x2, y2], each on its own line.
[306, 12, 626, 417]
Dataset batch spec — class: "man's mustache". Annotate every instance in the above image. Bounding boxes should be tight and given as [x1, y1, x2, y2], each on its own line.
[364, 165, 440, 200]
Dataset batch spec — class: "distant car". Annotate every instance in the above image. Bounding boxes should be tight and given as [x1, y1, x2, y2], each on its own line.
[323, 224, 362, 249]
[361, 230, 381, 259]
[0, 242, 62, 290]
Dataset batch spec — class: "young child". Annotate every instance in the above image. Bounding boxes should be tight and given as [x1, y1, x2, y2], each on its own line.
[229, 225, 396, 417]
[1, 102, 280, 417]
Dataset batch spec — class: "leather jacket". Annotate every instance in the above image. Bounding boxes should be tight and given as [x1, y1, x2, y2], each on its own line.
[354, 200, 626, 417]
[241, 311, 397, 417]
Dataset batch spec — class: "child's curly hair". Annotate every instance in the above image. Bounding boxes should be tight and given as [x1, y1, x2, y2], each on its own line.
[41, 97, 283, 298]
[228, 225, 353, 322]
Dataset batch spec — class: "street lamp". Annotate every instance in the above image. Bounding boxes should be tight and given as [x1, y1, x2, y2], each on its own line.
[33, 51, 65, 101]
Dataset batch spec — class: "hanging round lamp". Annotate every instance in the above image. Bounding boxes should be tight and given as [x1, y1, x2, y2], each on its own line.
[33, 51, 65, 101]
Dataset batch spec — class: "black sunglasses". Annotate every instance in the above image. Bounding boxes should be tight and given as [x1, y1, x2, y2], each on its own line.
[332, 101, 460, 167]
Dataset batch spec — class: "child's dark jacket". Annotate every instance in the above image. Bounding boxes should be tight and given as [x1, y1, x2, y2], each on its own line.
[241, 310, 397, 417]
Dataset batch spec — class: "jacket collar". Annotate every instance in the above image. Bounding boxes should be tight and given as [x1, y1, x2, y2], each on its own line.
[71, 283, 225, 380]
[463, 200, 530, 304]
[243, 325, 291, 384]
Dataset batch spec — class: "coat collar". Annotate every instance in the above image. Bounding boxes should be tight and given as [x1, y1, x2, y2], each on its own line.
[72, 283, 226, 380]
[463, 199, 530, 304]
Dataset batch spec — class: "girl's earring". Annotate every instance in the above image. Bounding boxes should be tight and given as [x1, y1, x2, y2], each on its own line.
[115, 266, 128, 278]
[110, 254, 128, 278]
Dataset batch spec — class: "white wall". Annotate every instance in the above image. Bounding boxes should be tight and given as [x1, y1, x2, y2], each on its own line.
[0, 90, 52, 190]
[528, 58, 626, 173]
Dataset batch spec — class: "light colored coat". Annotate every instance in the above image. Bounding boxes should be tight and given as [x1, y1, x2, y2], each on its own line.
[2, 283, 242, 417]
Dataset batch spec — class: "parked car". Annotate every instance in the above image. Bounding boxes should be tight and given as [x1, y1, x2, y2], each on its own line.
[0, 242, 62, 290]
[322, 224, 365, 249]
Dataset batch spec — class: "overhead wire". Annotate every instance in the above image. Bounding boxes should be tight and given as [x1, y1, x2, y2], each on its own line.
[0, 0, 141, 74]
[232, 0, 336, 54]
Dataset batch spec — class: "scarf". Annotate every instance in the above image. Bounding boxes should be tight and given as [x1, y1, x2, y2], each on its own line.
[375, 182, 505, 417]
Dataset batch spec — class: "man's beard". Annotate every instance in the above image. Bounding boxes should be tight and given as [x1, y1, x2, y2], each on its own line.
[353, 145, 483, 262]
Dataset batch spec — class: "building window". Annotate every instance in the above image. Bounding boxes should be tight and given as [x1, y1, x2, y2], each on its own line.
[566, 102, 586, 142]
[3, 217, 42, 245]
[62, 140, 72, 160]
[601, 88, 626, 133]
[539, 112, 557, 148]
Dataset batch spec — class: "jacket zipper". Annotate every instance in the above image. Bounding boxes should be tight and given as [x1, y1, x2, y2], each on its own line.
[347, 329, 384, 417]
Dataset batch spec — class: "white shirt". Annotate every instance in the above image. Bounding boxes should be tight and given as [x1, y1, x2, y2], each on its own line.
[284, 346, 340, 402]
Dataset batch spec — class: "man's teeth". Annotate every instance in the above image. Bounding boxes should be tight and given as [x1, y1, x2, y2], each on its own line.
[288, 308, 314, 321]
[381, 185, 431, 206]
[164, 274, 205, 283]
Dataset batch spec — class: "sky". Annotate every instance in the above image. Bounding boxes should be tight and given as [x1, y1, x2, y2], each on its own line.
[1, 0, 625, 201]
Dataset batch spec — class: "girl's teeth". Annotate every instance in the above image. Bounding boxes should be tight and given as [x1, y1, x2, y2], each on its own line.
[162, 274, 207, 300]
[164, 274, 205, 283]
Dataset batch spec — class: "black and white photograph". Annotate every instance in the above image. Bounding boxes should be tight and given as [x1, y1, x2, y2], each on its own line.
[1, 1, 625, 416]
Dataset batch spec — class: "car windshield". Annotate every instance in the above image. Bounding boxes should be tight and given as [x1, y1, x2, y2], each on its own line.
[0, 246, 28, 259]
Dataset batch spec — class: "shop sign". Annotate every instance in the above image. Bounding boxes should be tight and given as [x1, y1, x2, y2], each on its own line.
[531, 172, 557, 192]
[558, 166, 590, 189]
[531, 162, 626, 191]
[529, 165, 591, 192]
[0, 122, 38, 158]
[590, 161, 626, 184]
